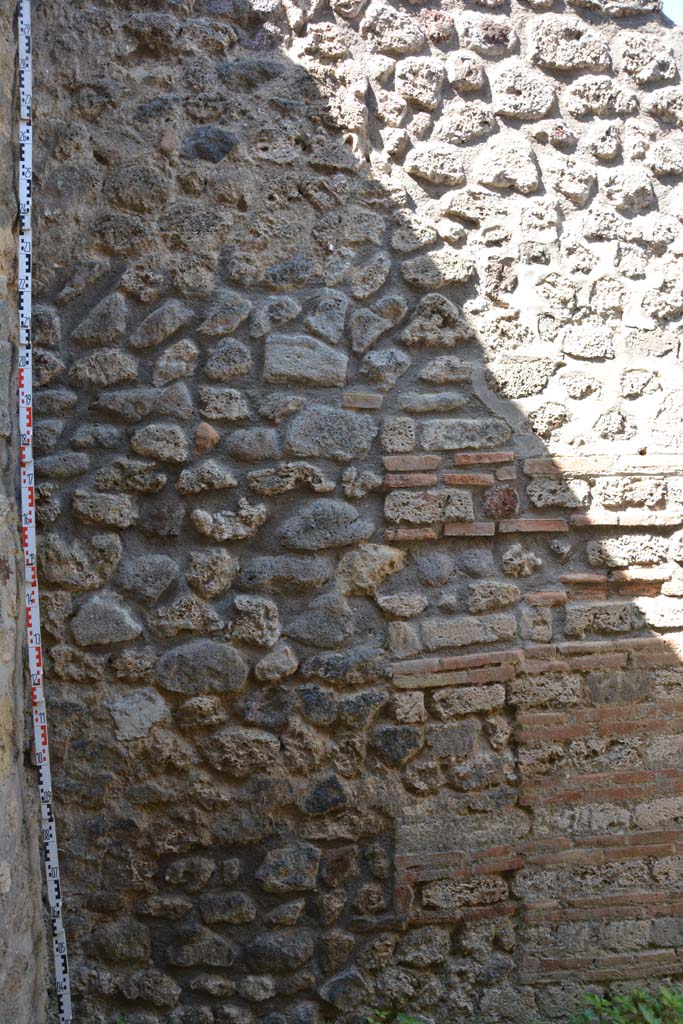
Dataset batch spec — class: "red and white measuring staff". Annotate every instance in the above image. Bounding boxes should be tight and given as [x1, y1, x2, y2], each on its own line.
[18, 1, 73, 1019]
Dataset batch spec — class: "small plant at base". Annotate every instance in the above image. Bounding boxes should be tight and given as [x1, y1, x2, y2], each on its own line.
[571, 986, 683, 1024]
[366, 1012, 426, 1024]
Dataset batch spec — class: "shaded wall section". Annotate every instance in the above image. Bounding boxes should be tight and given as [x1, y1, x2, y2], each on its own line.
[29, 0, 683, 1021]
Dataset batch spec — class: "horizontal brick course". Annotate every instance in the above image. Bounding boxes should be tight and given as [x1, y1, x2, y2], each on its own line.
[524, 590, 567, 607]
[442, 472, 495, 487]
[444, 521, 495, 537]
[383, 454, 442, 471]
[385, 526, 441, 542]
[384, 471, 439, 488]
[499, 518, 569, 533]
[453, 451, 515, 465]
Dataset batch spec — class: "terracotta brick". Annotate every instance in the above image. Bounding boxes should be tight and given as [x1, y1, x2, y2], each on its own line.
[468, 663, 517, 685]
[589, 829, 683, 848]
[619, 636, 683, 652]
[385, 526, 440, 542]
[396, 662, 519, 689]
[523, 644, 558, 660]
[442, 472, 495, 487]
[615, 455, 683, 474]
[393, 669, 470, 690]
[342, 391, 383, 409]
[517, 724, 589, 743]
[462, 902, 518, 923]
[524, 590, 567, 607]
[498, 518, 568, 533]
[440, 648, 524, 671]
[471, 855, 524, 874]
[558, 639, 625, 656]
[611, 565, 674, 582]
[616, 582, 662, 597]
[194, 420, 220, 454]
[632, 649, 682, 669]
[453, 451, 515, 465]
[593, 704, 654, 722]
[620, 510, 683, 526]
[524, 456, 614, 476]
[517, 711, 571, 727]
[580, 769, 654, 786]
[384, 472, 438, 488]
[393, 657, 442, 676]
[521, 659, 571, 675]
[528, 643, 557, 659]
[568, 653, 629, 672]
[473, 844, 516, 860]
[570, 511, 620, 527]
[569, 587, 610, 602]
[561, 573, 608, 585]
[383, 454, 442, 472]
[526, 848, 604, 868]
[572, 510, 683, 527]
[443, 521, 495, 537]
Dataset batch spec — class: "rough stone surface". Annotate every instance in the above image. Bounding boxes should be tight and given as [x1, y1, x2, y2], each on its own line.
[23, 2, 683, 1022]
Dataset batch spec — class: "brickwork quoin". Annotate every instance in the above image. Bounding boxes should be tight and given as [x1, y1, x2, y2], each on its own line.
[30, 0, 683, 1021]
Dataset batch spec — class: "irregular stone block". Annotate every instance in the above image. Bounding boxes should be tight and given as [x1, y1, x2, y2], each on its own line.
[422, 613, 516, 651]
[198, 290, 252, 335]
[385, 488, 474, 525]
[565, 601, 646, 637]
[73, 491, 139, 532]
[117, 554, 178, 600]
[394, 57, 446, 109]
[279, 500, 374, 550]
[256, 843, 321, 893]
[199, 727, 280, 777]
[304, 289, 349, 344]
[131, 424, 189, 463]
[244, 931, 314, 973]
[232, 595, 281, 648]
[474, 135, 540, 193]
[131, 299, 194, 350]
[69, 349, 138, 388]
[240, 555, 334, 592]
[491, 59, 556, 120]
[457, 12, 518, 57]
[422, 876, 509, 910]
[287, 593, 355, 649]
[318, 969, 371, 1010]
[186, 551, 239, 598]
[264, 334, 348, 387]
[528, 15, 611, 71]
[106, 688, 170, 741]
[157, 640, 248, 695]
[405, 142, 465, 185]
[71, 292, 128, 348]
[191, 499, 267, 541]
[420, 418, 511, 450]
[72, 593, 142, 646]
[38, 533, 122, 590]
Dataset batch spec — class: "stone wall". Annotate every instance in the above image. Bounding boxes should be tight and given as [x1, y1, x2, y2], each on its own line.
[28, 0, 683, 1021]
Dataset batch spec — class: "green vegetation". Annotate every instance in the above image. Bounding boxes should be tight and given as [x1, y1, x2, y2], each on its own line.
[570, 988, 683, 1024]
[366, 1012, 426, 1024]
[365, 989, 683, 1024]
